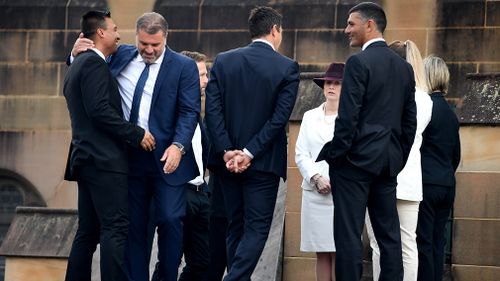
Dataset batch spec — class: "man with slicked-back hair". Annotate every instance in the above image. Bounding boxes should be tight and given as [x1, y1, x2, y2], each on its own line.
[317, 2, 417, 280]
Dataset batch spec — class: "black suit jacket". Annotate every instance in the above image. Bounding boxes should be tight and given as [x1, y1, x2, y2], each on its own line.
[317, 41, 417, 177]
[421, 92, 461, 187]
[205, 41, 300, 179]
[63, 50, 144, 180]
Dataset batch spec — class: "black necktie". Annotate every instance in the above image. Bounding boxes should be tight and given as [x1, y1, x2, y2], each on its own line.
[129, 63, 151, 124]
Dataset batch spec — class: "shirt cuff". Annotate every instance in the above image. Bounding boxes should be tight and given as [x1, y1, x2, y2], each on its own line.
[243, 148, 254, 159]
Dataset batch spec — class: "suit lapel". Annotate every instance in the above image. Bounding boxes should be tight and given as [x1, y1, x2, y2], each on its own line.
[150, 47, 174, 108]
[109, 46, 138, 78]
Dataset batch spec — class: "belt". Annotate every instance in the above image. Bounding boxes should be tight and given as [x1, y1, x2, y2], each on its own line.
[186, 182, 207, 192]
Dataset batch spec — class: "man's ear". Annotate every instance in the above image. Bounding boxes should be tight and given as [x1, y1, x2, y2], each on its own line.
[271, 24, 280, 36]
[366, 19, 377, 33]
[96, 28, 105, 38]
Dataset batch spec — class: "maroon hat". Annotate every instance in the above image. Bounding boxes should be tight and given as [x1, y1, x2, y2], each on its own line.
[313, 62, 345, 88]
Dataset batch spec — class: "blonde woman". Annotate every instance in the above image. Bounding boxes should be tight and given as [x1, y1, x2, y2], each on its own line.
[365, 40, 433, 281]
[417, 56, 460, 281]
[295, 62, 344, 281]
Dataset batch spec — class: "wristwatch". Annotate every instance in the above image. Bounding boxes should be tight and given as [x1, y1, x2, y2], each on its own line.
[172, 142, 185, 155]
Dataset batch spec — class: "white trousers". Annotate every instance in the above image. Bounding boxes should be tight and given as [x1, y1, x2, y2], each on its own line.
[365, 200, 420, 281]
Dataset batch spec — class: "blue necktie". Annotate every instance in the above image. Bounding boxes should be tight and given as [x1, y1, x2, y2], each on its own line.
[129, 63, 151, 124]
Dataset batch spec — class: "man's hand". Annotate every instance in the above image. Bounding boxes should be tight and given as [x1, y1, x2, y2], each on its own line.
[72, 33, 95, 57]
[161, 144, 182, 174]
[224, 150, 251, 173]
[140, 131, 155, 151]
[223, 150, 240, 163]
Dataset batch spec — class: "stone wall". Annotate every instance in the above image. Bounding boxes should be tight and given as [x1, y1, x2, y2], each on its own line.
[1, 0, 498, 206]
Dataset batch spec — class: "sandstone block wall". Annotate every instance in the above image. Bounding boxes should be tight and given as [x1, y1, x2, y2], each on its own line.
[0, 1, 498, 280]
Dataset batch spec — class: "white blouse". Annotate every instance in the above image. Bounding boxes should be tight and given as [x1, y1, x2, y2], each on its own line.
[396, 87, 433, 201]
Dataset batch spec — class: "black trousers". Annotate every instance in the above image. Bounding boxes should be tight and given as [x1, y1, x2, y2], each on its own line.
[219, 170, 279, 281]
[417, 184, 455, 281]
[179, 184, 211, 281]
[65, 166, 129, 281]
[204, 172, 228, 281]
[330, 162, 403, 281]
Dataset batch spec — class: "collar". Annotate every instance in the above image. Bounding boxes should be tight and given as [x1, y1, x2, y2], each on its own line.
[252, 38, 275, 51]
[431, 91, 445, 96]
[90, 48, 106, 61]
[362, 38, 385, 51]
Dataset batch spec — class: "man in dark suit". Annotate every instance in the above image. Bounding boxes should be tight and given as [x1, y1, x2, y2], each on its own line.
[63, 11, 155, 281]
[71, 12, 200, 281]
[317, 2, 417, 281]
[205, 6, 300, 281]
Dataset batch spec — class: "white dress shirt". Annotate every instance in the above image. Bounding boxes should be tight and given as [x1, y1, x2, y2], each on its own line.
[362, 37, 386, 50]
[252, 38, 275, 51]
[188, 124, 205, 186]
[89, 48, 106, 61]
[117, 51, 165, 130]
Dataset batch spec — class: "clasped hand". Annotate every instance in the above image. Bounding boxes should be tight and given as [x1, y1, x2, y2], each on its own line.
[313, 174, 331, 194]
[140, 131, 155, 152]
[224, 150, 251, 173]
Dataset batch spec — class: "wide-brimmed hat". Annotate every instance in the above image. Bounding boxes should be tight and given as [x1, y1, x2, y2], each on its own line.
[313, 62, 345, 88]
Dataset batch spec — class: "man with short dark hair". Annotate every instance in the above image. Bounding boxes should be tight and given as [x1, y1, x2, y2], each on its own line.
[205, 6, 299, 281]
[63, 10, 155, 281]
[317, 2, 417, 281]
[71, 12, 200, 281]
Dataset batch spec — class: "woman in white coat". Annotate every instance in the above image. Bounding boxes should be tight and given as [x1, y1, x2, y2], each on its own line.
[295, 62, 344, 281]
[365, 40, 433, 281]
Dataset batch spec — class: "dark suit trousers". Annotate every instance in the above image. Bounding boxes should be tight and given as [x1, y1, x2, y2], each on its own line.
[65, 166, 129, 281]
[416, 184, 455, 281]
[219, 170, 279, 281]
[125, 149, 186, 281]
[204, 172, 228, 281]
[330, 162, 403, 281]
[179, 183, 211, 281]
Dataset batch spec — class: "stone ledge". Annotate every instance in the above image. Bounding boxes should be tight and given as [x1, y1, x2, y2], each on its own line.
[0, 207, 77, 258]
[451, 265, 500, 281]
